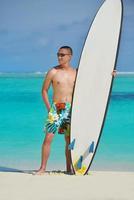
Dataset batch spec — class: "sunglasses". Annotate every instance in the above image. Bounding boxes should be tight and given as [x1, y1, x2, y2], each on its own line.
[57, 53, 71, 57]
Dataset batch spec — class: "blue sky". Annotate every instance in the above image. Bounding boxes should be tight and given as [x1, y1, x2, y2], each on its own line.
[0, 0, 134, 72]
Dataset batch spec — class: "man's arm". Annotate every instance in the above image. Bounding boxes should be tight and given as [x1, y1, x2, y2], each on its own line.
[42, 68, 56, 111]
[111, 70, 117, 77]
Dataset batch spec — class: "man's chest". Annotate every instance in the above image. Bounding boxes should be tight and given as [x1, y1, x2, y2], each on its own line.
[52, 71, 76, 86]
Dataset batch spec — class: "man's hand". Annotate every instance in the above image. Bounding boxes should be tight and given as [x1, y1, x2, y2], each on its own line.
[111, 70, 117, 77]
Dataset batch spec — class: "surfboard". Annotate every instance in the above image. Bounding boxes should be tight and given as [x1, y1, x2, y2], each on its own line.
[69, 0, 123, 175]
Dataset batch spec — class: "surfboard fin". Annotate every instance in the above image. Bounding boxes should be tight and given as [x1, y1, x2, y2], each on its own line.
[68, 139, 75, 150]
[77, 156, 83, 169]
[89, 141, 94, 153]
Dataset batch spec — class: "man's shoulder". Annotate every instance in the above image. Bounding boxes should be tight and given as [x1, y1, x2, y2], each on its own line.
[48, 66, 59, 73]
[45, 66, 59, 78]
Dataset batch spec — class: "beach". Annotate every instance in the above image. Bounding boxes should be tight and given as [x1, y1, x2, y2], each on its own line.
[0, 170, 134, 200]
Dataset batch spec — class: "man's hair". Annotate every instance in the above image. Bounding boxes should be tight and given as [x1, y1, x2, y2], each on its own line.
[59, 46, 73, 55]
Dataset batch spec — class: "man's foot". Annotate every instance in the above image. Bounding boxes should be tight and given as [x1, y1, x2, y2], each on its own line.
[33, 169, 45, 175]
[64, 170, 74, 175]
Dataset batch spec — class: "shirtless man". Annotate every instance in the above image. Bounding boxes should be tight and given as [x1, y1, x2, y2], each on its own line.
[36, 46, 76, 174]
[36, 46, 116, 175]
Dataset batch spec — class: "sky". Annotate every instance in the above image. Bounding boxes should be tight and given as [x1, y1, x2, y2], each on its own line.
[0, 0, 134, 72]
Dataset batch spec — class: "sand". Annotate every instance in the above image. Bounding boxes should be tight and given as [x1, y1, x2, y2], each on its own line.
[0, 171, 134, 200]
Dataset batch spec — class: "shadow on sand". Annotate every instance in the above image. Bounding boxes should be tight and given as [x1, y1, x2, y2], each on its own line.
[0, 166, 35, 174]
[0, 166, 74, 175]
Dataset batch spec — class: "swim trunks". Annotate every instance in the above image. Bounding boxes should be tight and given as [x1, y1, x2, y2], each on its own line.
[44, 102, 71, 136]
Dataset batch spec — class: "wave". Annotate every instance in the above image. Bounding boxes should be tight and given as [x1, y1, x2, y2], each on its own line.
[117, 72, 134, 75]
[0, 72, 47, 78]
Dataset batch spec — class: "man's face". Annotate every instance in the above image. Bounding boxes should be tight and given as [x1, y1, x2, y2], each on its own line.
[57, 48, 72, 65]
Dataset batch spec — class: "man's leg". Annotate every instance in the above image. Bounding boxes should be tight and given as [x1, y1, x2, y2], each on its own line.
[36, 133, 54, 174]
[65, 135, 72, 173]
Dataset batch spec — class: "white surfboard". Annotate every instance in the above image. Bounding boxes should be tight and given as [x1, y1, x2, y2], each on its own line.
[69, 0, 123, 175]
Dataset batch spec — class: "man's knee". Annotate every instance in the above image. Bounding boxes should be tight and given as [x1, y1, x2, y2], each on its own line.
[44, 133, 54, 145]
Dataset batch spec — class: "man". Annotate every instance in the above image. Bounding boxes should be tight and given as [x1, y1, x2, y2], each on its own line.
[36, 46, 116, 175]
[36, 46, 76, 174]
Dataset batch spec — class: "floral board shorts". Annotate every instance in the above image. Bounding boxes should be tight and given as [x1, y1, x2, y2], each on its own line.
[44, 102, 71, 136]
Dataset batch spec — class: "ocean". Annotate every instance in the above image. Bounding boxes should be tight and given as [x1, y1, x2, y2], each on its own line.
[0, 73, 134, 172]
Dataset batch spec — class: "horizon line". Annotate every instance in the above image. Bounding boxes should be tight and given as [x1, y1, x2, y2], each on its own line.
[0, 71, 134, 74]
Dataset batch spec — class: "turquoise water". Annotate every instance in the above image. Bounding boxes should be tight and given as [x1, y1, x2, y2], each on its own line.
[0, 73, 134, 172]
